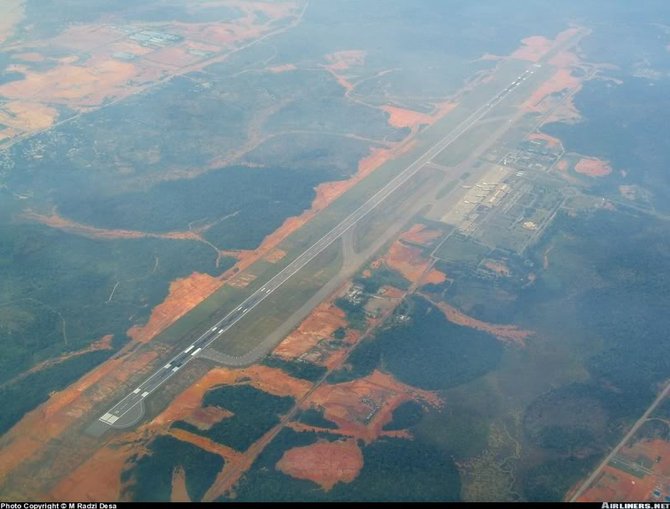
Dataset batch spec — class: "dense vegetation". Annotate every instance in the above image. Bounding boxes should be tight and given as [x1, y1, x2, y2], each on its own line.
[333, 297, 369, 331]
[173, 384, 294, 452]
[0, 349, 111, 434]
[544, 76, 670, 213]
[0, 214, 227, 383]
[539, 211, 670, 418]
[327, 337, 382, 384]
[414, 403, 489, 461]
[522, 456, 599, 502]
[331, 295, 502, 390]
[333, 265, 410, 331]
[354, 267, 410, 294]
[345, 438, 461, 502]
[297, 407, 338, 429]
[58, 166, 325, 248]
[227, 428, 325, 501]
[382, 296, 503, 390]
[230, 429, 460, 502]
[382, 401, 424, 431]
[262, 355, 326, 383]
[123, 434, 223, 502]
[515, 209, 670, 500]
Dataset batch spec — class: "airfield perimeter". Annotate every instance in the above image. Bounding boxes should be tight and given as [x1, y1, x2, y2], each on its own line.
[90, 28, 586, 432]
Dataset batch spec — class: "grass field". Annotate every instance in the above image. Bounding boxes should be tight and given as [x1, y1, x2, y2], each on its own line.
[211, 239, 343, 356]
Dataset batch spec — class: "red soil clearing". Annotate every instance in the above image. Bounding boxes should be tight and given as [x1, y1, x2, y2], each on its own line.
[3, 335, 113, 389]
[324, 50, 366, 71]
[169, 427, 241, 463]
[576, 464, 657, 502]
[549, 49, 582, 69]
[511, 36, 553, 63]
[382, 101, 456, 134]
[523, 68, 581, 113]
[184, 406, 233, 431]
[574, 157, 612, 177]
[0, 347, 158, 485]
[152, 366, 311, 430]
[575, 437, 670, 504]
[23, 210, 202, 242]
[434, 100, 458, 118]
[423, 267, 447, 285]
[383, 241, 446, 285]
[322, 50, 366, 92]
[382, 106, 433, 130]
[244, 365, 313, 399]
[381, 285, 406, 299]
[276, 439, 363, 491]
[0, 1, 300, 141]
[311, 143, 418, 214]
[0, 56, 138, 111]
[267, 63, 297, 73]
[171, 466, 191, 503]
[426, 297, 531, 345]
[50, 436, 143, 502]
[309, 369, 441, 443]
[0, 101, 58, 132]
[273, 301, 349, 361]
[264, 248, 286, 263]
[483, 260, 511, 277]
[511, 28, 581, 63]
[127, 272, 224, 343]
[527, 132, 561, 149]
[513, 29, 587, 123]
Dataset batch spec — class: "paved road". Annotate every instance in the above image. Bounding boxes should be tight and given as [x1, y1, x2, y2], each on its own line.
[98, 65, 540, 429]
[569, 381, 670, 501]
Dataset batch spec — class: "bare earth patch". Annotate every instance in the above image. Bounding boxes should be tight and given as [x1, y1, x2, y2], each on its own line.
[382, 105, 433, 130]
[0, 101, 59, 132]
[0, 347, 159, 489]
[399, 223, 444, 247]
[170, 466, 191, 502]
[383, 240, 446, 285]
[273, 301, 349, 361]
[574, 157, 612, 177]
[425, 296, 531, 345]
[127, 272, 225, 343]
[483, 260, 511, 277]
[2, 335, 114, 390]
[50, 437, 145, 502]
[511, 28, 581, 63]
[266, 63, 297, 73]
[309, 370, 441, 443]
[152, 366, 311, 432]
[22, 210, 202, 241]
[527, 132, 562, 149]
[276, 439, 363, 491]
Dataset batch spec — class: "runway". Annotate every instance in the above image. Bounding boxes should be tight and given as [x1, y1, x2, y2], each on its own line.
[98, 65, 539, 429]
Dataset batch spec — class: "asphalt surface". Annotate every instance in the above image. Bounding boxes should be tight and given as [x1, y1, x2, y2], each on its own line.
[98, 65, 539, 429]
